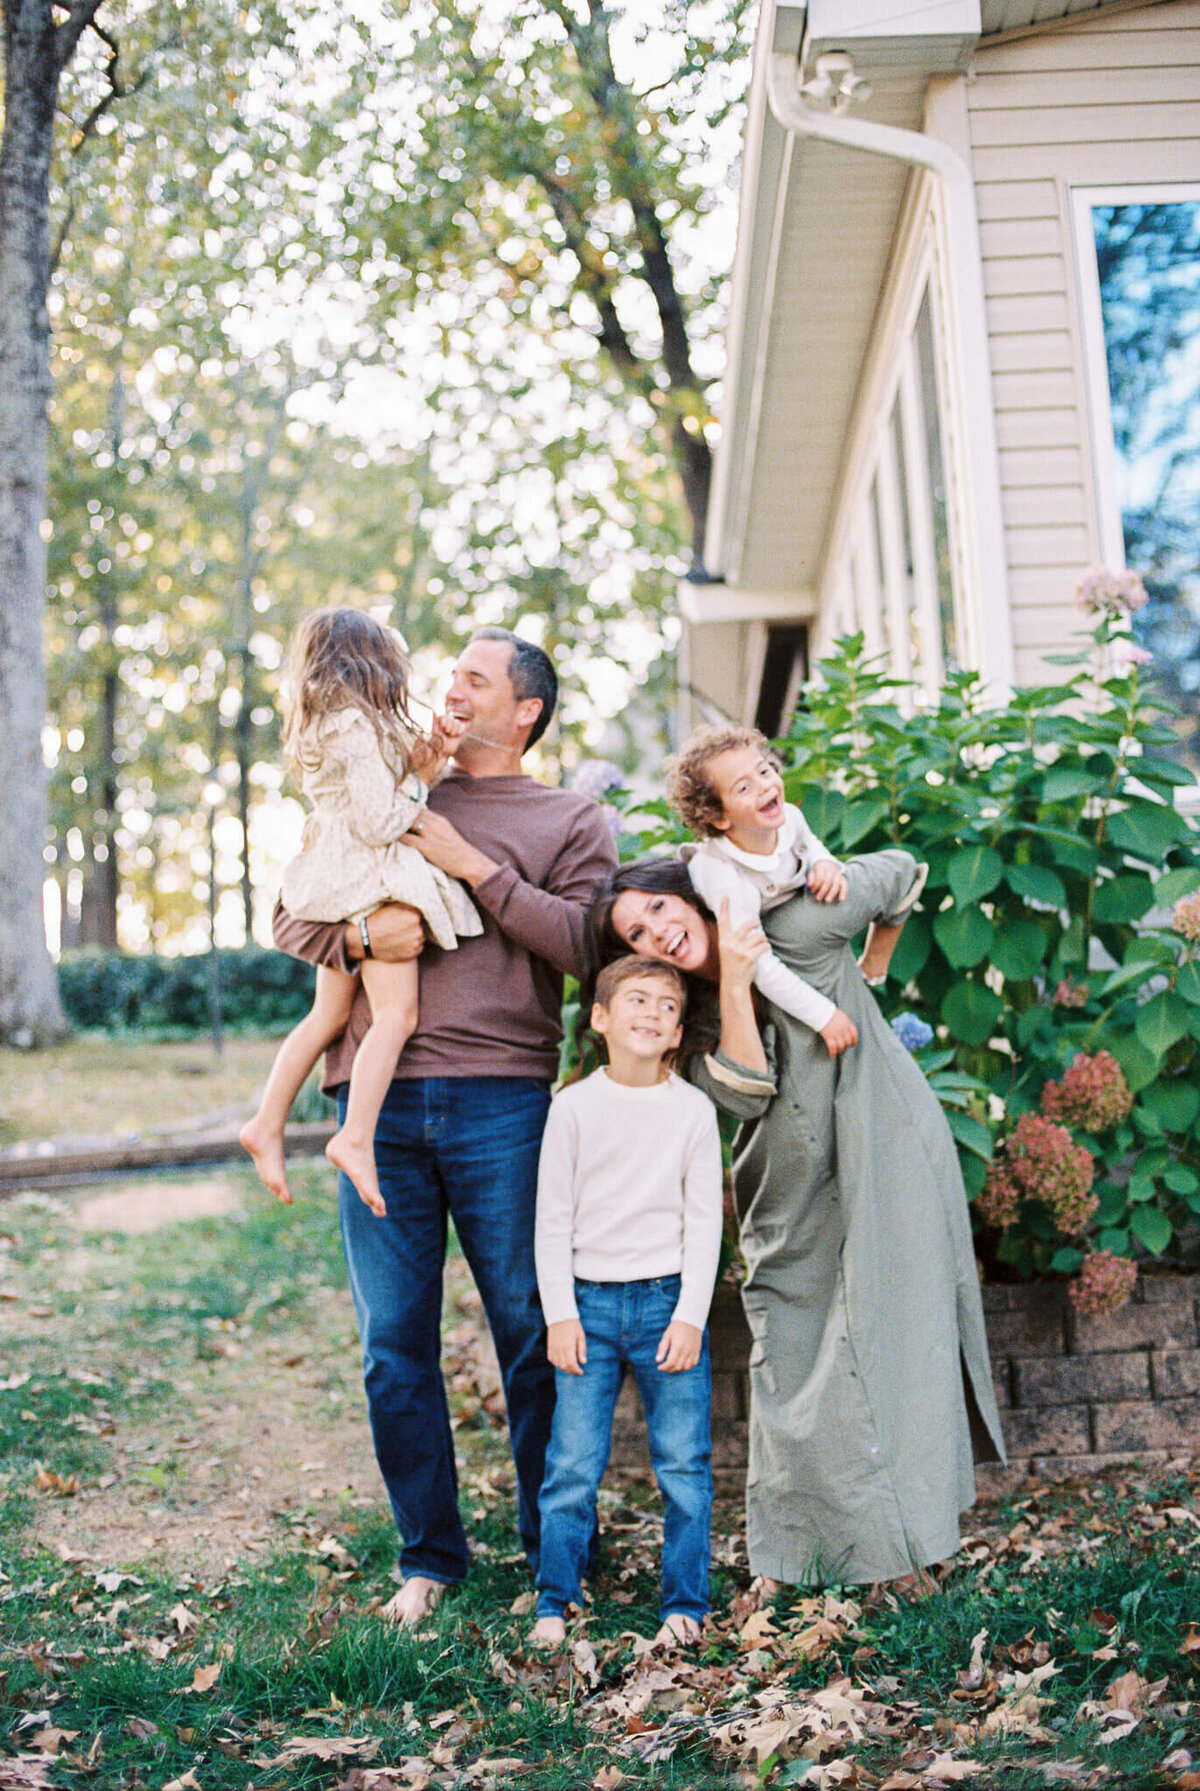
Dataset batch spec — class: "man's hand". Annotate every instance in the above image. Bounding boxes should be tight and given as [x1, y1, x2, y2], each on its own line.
[345, 904, 425, 963]
[808, 859, 848, 903]
[405, 810, 499, 889]
[819, 1008, 859, 1057]
[656, 1320, 703, 1373]
[547, 1319, 587, 1374]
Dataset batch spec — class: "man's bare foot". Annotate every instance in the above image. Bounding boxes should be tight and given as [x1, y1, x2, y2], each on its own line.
[239, 1116, 292, 1204]
[530, 1615, 567, 1647]
[381, 1576, 445, 1627]
[654, 1612, 703, 1647]
[326, 1130, 386, 1217]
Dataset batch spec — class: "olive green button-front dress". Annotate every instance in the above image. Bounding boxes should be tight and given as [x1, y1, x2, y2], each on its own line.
[691, 849, 1006, 1586]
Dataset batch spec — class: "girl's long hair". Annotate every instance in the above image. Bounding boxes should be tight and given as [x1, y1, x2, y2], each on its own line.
[582, 856, 721, 1070]
[283, 608, 422, 777]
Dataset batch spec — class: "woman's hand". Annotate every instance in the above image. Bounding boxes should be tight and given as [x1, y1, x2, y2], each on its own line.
[714, 897, 770, 1074]
[715, 896, 769, 992]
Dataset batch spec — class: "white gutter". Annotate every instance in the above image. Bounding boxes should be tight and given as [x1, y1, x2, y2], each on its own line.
[766, 49, 1015, 696]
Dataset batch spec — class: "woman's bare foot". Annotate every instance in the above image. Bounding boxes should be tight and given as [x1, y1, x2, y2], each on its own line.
[752, 1575, 782, 1604]
[326, 1129, 386, 1217]
[239, 1116, 292, 1204]
[381, 1576, 445, 1627]
[654, 1612, 703, 1647]
[530, 1615, 567, 1647]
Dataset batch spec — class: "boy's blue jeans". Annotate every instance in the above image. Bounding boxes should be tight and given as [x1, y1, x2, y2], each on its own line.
[537, 1275, 713, 1623]
[337, 1076, 554, 1586]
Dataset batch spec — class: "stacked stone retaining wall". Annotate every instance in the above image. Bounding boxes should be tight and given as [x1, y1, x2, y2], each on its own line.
[607, 1274, 1200, 1491]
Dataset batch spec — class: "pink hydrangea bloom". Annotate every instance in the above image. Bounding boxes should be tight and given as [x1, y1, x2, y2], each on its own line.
[1109, 638, 1153, 675]
[978, 1112, 1097, 1234]
[1052, 979, 1090, 1009]
[1075, 565, 1149, 617]
[1041, 1051, 1134, 1132]
[1173, 890, 1200, 944]
[1068, 1250, 1138, 1317]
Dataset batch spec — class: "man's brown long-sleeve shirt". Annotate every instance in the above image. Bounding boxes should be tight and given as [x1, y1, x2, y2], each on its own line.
[272, 769, 617, 1089]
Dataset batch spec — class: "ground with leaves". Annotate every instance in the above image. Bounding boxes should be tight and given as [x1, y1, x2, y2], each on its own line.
[1, 1162, 1198, 1791]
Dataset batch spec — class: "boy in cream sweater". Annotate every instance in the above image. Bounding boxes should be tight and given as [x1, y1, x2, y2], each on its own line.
[532, 956, 723, 1647]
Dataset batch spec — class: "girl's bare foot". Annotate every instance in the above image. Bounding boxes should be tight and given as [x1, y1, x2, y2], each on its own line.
[382, 1576, 445, 1627]
[531, 1615, 567, 1646]
[654, 1612, 703, 1647]
[752, 1575, 782, 1604]
[239, 1116, 292, 1204]
[326, 1129, 386, 1217]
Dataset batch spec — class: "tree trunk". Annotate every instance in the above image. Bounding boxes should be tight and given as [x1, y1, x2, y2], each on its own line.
[0, 0, 73, 1042]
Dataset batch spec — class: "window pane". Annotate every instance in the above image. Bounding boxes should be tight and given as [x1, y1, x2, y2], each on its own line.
[1092, 201, 1200, 769]
[914, 289, 958, 671]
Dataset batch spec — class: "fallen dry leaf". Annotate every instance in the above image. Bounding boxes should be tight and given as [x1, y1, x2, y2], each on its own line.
[922, 1757, 983, 1784]
[162, 1774, 202, 1791]
[261, 1736, 381, 1766]
[26, 1729, 79, 1757]
[190, 1662, 221, 1693]
[169, 1602, 197, 1635]
[738, 1608, 778, 1649]
[0, 1758, 57, 1790]
[591, 1769, 627, 1790]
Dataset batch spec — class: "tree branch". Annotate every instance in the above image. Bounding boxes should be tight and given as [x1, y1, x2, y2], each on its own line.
[53, 0, 106, 74]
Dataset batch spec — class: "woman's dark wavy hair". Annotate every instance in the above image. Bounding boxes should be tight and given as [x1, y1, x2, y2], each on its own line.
[581, 856, 721, 1070]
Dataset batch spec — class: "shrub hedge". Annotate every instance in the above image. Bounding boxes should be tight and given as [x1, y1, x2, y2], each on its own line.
[57, 944, 316, 1036]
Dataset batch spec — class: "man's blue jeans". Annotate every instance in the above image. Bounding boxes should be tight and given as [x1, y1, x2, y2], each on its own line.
[537, 1275, 713, 1623]
[337, 1076, 554, 1585]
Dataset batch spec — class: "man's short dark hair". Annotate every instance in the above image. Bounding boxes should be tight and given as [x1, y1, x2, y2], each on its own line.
[471, 626, 558, 748]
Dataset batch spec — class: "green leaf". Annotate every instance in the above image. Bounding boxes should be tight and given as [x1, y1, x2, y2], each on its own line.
[1042, 765, 1108, 801]
[1093, 876, 1157, 924]
[960, 1153, 988, 1201]
[1138, 756, 1199, 790]
[793, 785, 845, 839]
[887, 912, 931, 983]
[941, 979, 1004, 1046]
[1136, 991, 1191, 1056]
[945, 1109, 995, 1160]
[1107, 1032, 1162, 1092]
[1107, 799, 1194, 860]
[1139, 1079, 1200, 1134]
[1177, 960, 1200, 1007]
[1164, 1163, 1199, 1195]
[990, 916, 1047, 983]
[1050, 1247, 1085, 1273]
[1129, 1205, 1173, 1255]
[1004, 863, 1067, 909]
[1097, 1226, 1131, 1254]
[1153, 865, 1200, 906]
[841, 792, 891, 848]
[1096, 959, 1160, 1000]
[947, 845, 1004, 904]
[933, 906, 996, 969]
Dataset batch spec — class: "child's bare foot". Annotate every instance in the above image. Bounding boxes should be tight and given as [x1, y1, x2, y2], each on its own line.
[239, 1116, 292, 1204]
[654, 1612, 703, 1648]
[326, 1130, 386, 1217]
[530, 1615, 567, 1647]
[381, 1576, 445, 1627]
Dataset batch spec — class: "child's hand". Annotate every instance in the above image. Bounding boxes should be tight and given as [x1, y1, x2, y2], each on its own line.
[819, 1008, 858, 1057]
[808, 860, 847, 902]
[656, 1320, 703, 1373]
[716, 896, 769, 992]
[547, 1319, 587, 1375]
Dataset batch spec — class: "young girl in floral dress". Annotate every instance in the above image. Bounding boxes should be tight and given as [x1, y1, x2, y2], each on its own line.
[240, 607, 481, 1218]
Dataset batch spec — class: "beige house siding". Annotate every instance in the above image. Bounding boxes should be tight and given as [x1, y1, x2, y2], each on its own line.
[967, 1, 1200, 686]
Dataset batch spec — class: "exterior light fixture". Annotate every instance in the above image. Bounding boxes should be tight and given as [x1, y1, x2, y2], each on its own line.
[800, 50, 873, 114]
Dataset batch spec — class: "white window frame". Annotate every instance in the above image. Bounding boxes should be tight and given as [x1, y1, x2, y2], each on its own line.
[1071, 182, 1200, 808]
[1071, 181, 1200, 574]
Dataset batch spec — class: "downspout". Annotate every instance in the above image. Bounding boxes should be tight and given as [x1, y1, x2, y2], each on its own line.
[766, 50, 1016, 696]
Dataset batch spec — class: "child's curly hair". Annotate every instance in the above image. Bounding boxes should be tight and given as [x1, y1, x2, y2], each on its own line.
[284, 607, 421, 778]
[665, 724, 781, 837]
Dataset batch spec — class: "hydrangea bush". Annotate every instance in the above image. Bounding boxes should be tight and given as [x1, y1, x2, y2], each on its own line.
[766, 574, 1200, 1304]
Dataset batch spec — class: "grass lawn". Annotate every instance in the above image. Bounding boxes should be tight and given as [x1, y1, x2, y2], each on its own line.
[0, 1160, 1197, 1791]
[0, 1035, 290, 1148]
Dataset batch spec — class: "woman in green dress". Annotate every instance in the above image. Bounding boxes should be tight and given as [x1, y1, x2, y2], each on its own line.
[589, 850, 1005, 1589]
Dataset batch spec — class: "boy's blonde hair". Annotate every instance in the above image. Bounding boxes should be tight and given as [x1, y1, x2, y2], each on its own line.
[593, 955, 686, 1015]
[665, 724, 781, 837]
